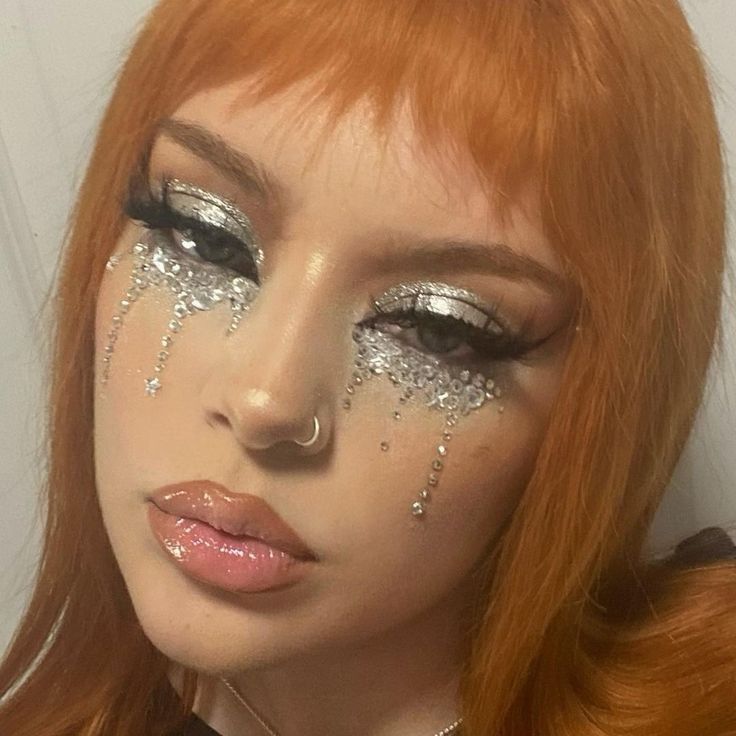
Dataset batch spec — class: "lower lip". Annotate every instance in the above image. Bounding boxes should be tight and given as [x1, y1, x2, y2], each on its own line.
[147, 502, 313, 593]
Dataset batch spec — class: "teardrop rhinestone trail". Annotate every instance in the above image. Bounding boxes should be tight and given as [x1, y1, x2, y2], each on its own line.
[342, 325, 505, 518]
[100, 231, 259, 396]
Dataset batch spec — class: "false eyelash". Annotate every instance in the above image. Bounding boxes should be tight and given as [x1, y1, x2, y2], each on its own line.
[361, 305, 544, 364]
[123, 191, 260, 284]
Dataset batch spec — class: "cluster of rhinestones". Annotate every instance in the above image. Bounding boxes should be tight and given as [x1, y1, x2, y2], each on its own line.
[343, 326, 504, 518]
[347, 327, 501, 416]
[101, 232, 259, 396]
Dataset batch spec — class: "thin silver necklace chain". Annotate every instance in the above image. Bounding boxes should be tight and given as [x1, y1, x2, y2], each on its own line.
[220, 677, 463, 736]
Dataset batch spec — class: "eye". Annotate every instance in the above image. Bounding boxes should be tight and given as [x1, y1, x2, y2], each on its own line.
[361, 281, 549, 369]
[168, 223, 260, 284]
[362, 299, 547, 366]
[123, 180, 262, 285]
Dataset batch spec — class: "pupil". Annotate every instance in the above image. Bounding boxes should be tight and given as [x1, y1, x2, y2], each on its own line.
[179, 229, 259, 284]
[199, 234, 234, 263]
[417, 322, 463, 354]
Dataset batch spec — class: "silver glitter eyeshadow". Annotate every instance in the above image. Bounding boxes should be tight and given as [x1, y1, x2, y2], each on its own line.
[372, 281, 505, 335]
[162, 178, 265, 269]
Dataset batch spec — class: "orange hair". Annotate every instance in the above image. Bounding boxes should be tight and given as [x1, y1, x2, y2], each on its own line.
[1, 1, 734, 734]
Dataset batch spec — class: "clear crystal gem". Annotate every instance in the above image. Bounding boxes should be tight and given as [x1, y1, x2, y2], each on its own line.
[191, 293, 214, 311]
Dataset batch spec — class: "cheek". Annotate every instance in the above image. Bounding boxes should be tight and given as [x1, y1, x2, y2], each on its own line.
[292, 342, 549, 635]
[94, 244, 176, 479]
[94, 233, 256, 478]
[93, 242, 217, 522]
[321, 372, 544, 592]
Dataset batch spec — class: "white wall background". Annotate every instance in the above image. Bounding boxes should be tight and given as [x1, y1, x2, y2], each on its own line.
[0, 0, 734, 654]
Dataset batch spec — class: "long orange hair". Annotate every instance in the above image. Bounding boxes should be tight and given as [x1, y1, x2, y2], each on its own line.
[1, 1, 734, 734]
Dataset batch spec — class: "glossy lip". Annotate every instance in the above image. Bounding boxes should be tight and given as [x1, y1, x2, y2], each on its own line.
[147, 479, 318, 561]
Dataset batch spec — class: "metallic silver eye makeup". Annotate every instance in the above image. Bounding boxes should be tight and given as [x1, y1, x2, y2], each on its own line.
[372, 281, 506, 336]
[102, 180, 510, 520]
[162, 178, 264, 270]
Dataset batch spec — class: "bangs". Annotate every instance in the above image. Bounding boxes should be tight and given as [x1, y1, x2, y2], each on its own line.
[140, 0, 558, 224]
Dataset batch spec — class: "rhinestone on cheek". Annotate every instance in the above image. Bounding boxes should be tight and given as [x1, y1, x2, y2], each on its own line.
[411, 501, 426, 516]
[99, 231, 259, 396]
[106, 254, 122, 271]
[144, 377, 162, 396]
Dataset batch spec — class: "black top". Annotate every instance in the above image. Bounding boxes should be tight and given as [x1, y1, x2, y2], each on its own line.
[174, 711, 223, 736]
[163, 676, 222, 736]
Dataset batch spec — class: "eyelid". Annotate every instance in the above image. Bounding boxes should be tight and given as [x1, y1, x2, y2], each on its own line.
[372, 282, 510, 335]
[160, 178, 265, 267]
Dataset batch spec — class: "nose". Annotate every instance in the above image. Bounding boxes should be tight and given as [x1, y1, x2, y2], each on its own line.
[200, 252, 345, 454]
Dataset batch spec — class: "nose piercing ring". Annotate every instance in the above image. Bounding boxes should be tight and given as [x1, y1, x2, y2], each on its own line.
[294, 415, 320, 447]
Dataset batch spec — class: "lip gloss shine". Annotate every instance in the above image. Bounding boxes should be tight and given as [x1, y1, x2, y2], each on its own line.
[147, 502, 314, 593]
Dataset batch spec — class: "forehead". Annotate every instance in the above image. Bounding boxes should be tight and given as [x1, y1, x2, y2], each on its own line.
[175, 79, 480, 201]
[168, 77, 557, 277]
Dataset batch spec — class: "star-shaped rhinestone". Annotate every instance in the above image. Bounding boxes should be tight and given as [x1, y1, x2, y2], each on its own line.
[144, 377, 161, 396]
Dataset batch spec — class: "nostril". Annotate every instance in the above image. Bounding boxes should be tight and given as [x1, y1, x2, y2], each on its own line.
[207, 412, 231, 430]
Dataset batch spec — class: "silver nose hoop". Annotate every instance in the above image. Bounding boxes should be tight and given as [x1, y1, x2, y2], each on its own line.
[294, 415, 320, 447]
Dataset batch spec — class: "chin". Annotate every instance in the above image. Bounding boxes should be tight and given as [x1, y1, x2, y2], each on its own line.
[121, 560, 309, 674]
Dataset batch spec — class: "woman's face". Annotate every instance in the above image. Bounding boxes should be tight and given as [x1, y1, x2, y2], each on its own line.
[94, 78, 573, 675]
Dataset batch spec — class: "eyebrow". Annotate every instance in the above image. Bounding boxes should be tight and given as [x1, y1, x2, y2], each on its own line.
[156, 117, 284, 203]
[155, 117, 568, 296]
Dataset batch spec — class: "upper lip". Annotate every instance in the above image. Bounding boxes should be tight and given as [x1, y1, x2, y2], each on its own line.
[148, 480, 317, 561]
